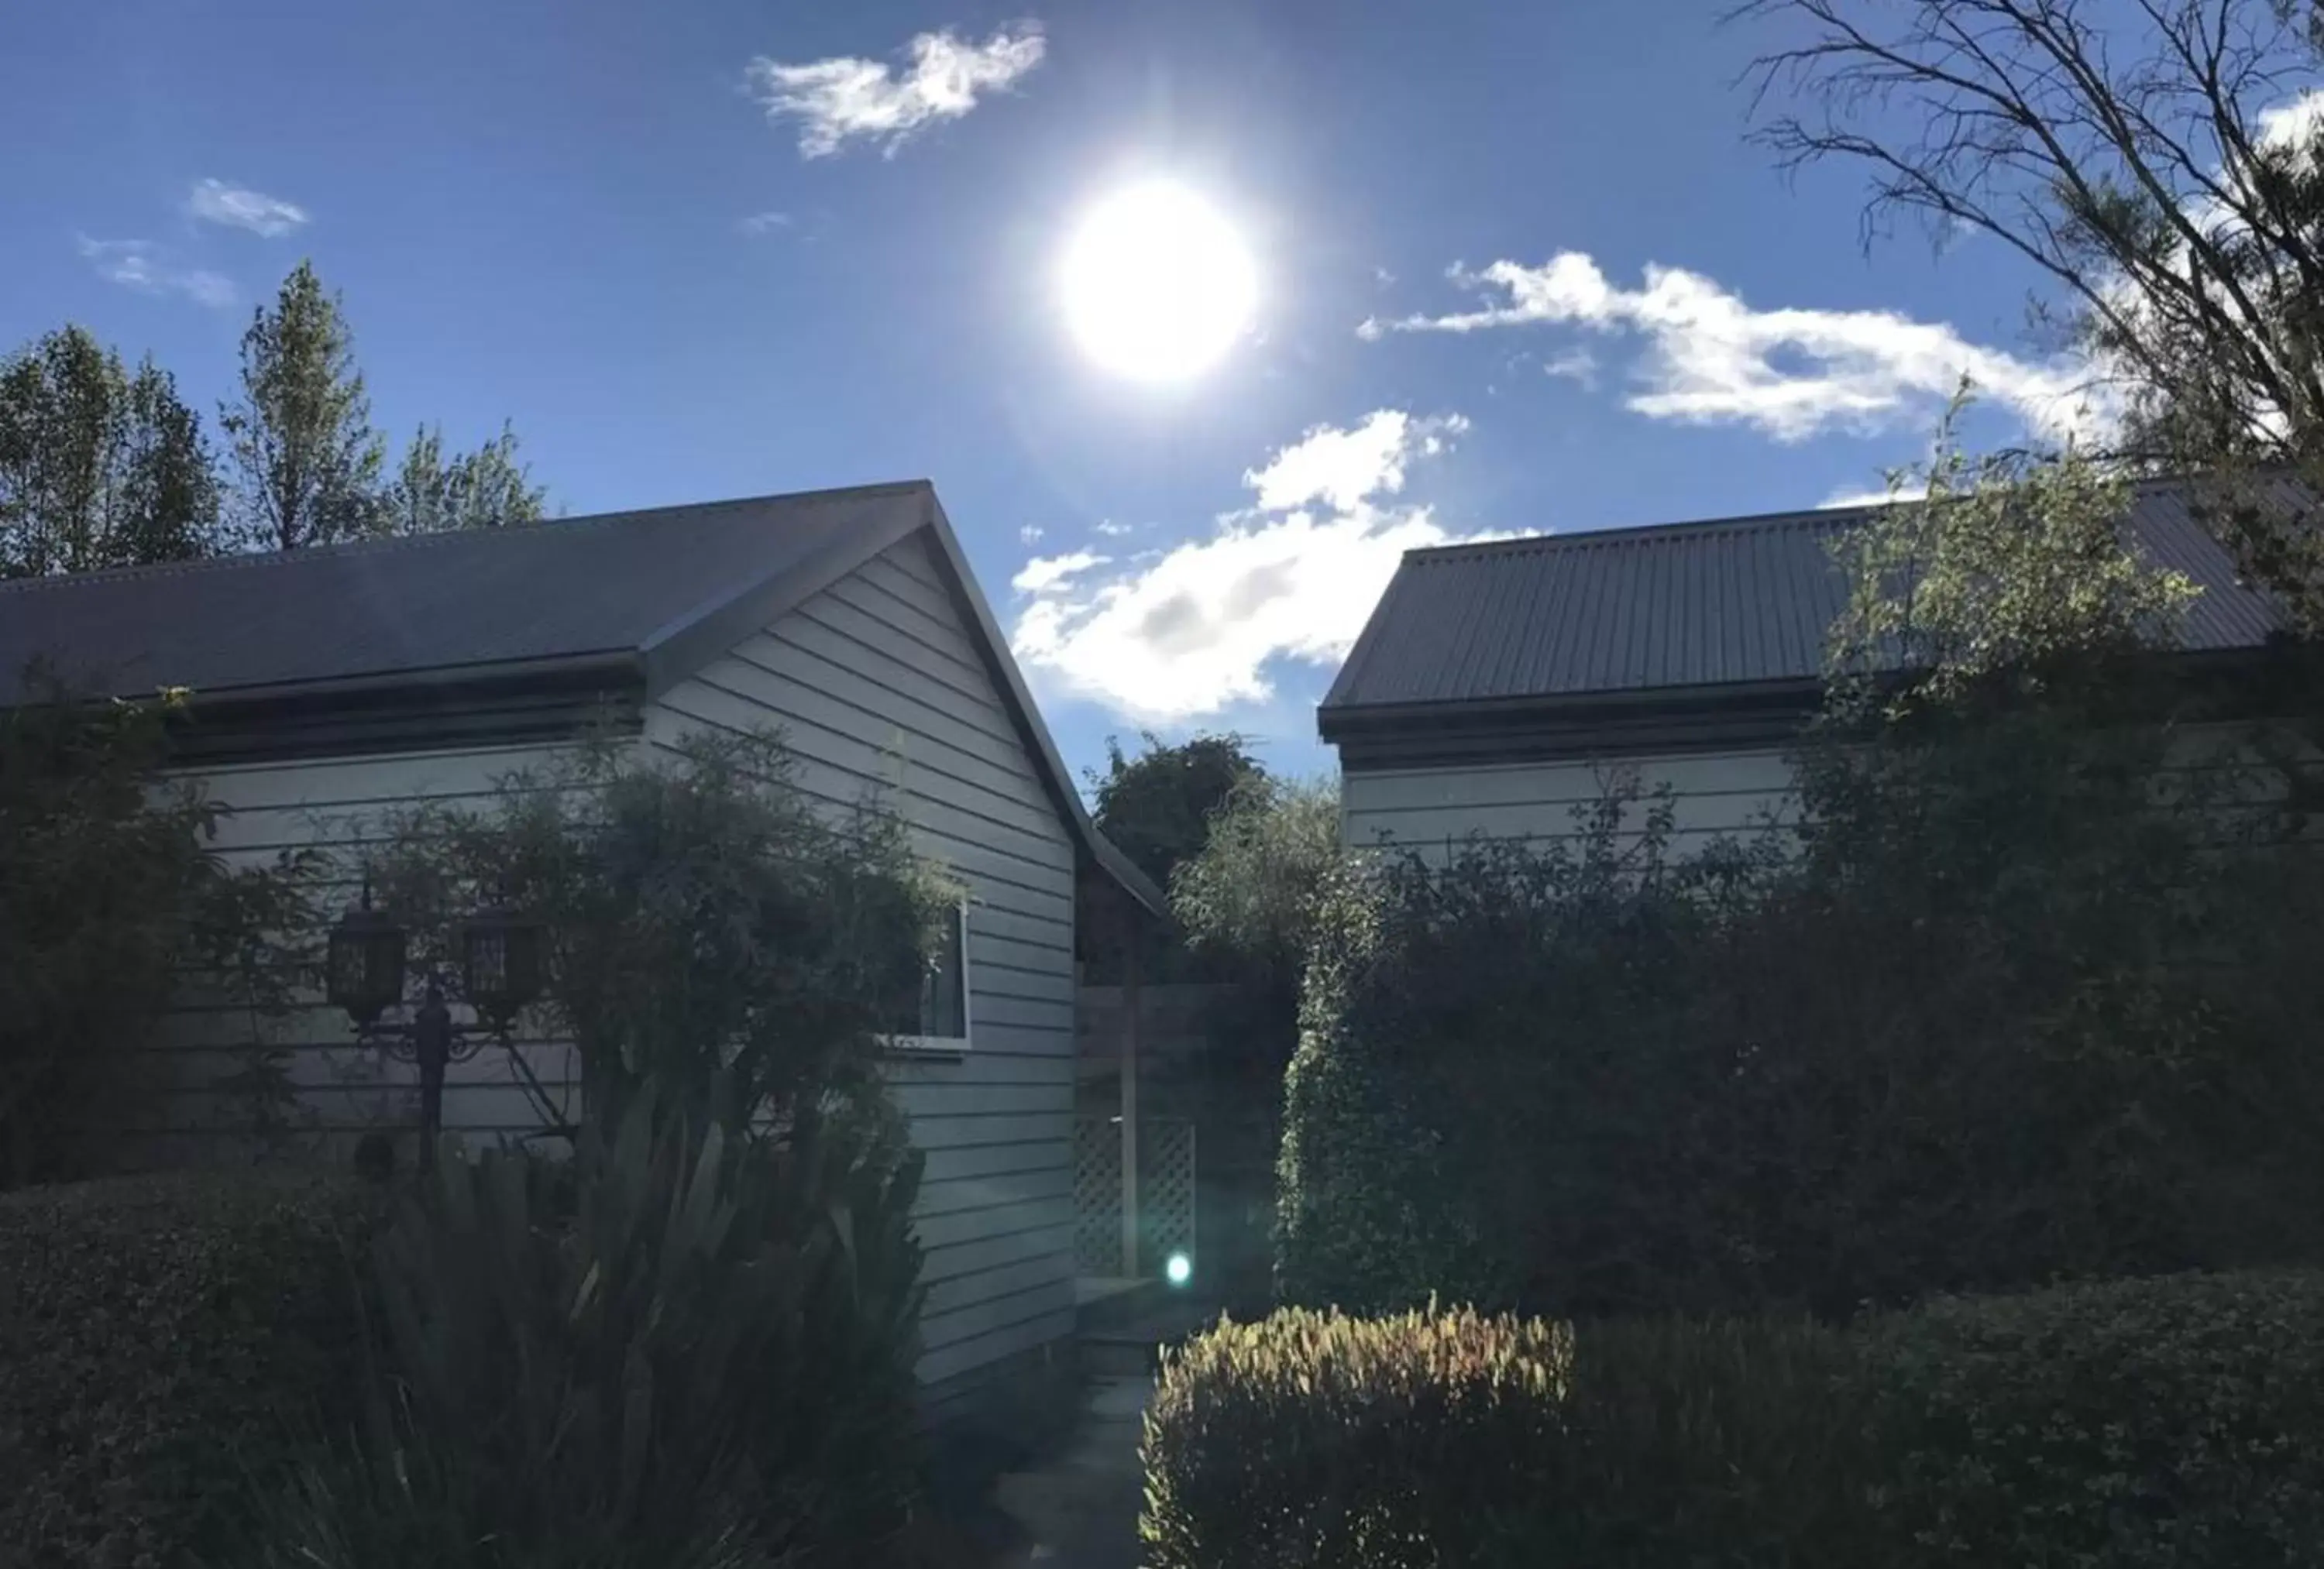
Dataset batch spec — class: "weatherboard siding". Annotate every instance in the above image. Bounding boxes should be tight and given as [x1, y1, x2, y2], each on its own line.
[1341, 749, 1800, 860]
[133, 741, 590, 1164]
[645, 530, 1081, 1404]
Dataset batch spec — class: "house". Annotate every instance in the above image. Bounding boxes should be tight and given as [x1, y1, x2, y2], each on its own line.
[0, 479, 1164, 1424]
[1318, 479, 2293, 853]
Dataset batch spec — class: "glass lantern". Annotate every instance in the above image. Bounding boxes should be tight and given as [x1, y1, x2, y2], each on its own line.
[461, 905, 545, 1030]
[327, 901, 407, 1028]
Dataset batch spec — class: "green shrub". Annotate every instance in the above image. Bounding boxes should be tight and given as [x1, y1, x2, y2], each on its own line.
[1143, 1272, 2324, 1569]
[0, 1169, 376, 1567]
[1140, 1305, 1571, 1569]
[239, 1085, 926, 1569]
[1861, 1269, 2324, 1567]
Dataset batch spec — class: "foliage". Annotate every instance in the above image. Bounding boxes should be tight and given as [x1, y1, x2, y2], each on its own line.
[1171, 774, 1345, 981]
[1274, 802, 1783, 1317]
[1088, 730, 1265, 890]
[1741, 0, 2324, 624]
[0, 1170, 380, 1567]
[1827, 409, 2196, 711]
[1860, 1269, 2324, 1566]
[1141, 1304, 1573, 1569]
[0, 324, 223, 576]
[1278, 441, 2324, 1320]
[365, 730, 951, 1138]
[381, 420, 548, 534]
[220, 259, 387, 551]
[0, 675, 315, 1188]
[240, 1086, 925, 1568]
[1144, 1274, 2324, 1569]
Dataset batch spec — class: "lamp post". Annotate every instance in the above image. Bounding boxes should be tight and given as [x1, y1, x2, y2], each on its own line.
[326, 887, 546, 1155]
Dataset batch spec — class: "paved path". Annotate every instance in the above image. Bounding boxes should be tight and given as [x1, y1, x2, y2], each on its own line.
[991, 1374, 1150, 1568]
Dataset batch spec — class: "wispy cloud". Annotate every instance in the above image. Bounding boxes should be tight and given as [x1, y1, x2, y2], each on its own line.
[1011, 410, 1492, 719]
[1018, 524, 1045, 544]
[1012, 550, 1110, 596]
[746, 23, 1045, 159]
[1364, 252, 2102, 443]
[186, 178, 308, 238]
[76, 237, 234, 308]
[1818, 484, 1903, 510]
[737, 210, 793, 235]
[1244, 410, 1468, 513]
[1542, 346, 1598, 388]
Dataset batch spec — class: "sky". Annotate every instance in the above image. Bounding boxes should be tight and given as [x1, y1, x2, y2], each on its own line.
[0, 0, 2099, 782]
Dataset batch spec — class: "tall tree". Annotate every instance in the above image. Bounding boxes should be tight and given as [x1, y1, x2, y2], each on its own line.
[220, 260, 385, 551]
[1088, 732, 1267, 889]
[1741, 0, 2324, 623]
[382, 421, 548, 534]
[0, 326, 222, 578]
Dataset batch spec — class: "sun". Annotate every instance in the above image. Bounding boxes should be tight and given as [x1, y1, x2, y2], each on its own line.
[1060, 180, 1257, 382]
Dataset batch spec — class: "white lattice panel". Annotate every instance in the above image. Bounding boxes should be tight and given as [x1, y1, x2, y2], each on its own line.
[1074, 1116, 1122, 1272]
[1073, 1114, 1197, 1276]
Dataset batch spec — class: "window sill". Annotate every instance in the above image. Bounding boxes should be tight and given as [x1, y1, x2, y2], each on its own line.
[881, 1034, 971, 1061]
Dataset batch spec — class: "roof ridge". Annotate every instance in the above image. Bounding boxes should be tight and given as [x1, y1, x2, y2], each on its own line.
[1410, 505, 1858, 565]
[0, 479, 933, 596]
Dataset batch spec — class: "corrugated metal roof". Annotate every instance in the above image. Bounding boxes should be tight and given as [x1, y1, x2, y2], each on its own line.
[1321, 479, 2294, 714]
[0, 482, 923, 704]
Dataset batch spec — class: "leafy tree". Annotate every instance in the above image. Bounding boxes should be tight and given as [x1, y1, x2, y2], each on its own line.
[1089, 732, 1267, 890]
[1278, 435, 2324, 1318]
[380, 421, 547, 534]
[1172, 774, 1345, 994]
[366, 730, 949, 1138]
[1827, 399, 2201, 713]
[0, 325, 222, 577]
[1742, 0, 2324, 623]
[0, 673, 312, 1187]
[220, 261, 386, 551]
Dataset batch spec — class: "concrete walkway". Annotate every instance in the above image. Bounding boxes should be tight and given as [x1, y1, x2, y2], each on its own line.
[990, 1373, 1151, 1568]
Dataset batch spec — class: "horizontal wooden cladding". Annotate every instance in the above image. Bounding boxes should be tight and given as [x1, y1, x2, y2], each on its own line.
[916, 1307, 1078, 1387]
[648, 533, 1081, 1388]
[1344, 750, 1801, 851]
[650, 672, 1062, 852]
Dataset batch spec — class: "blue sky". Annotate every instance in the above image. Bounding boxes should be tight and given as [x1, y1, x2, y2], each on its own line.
[0, 0, 2082, 780]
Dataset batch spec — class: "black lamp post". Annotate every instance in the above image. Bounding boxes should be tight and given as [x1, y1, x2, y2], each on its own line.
[326, 887, 546, 1154]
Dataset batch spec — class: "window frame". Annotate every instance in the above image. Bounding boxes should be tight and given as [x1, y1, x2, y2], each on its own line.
[883, 897, 972, 1056]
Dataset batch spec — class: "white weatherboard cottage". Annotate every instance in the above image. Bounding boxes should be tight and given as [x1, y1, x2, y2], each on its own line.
[1318, 479, 2294, 854]
[0, 480, 1164, 1423]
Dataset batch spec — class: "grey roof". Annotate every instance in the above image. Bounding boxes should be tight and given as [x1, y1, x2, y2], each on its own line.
[1321, 479, 2293, 716]
[0, 483, 920, 703]
[0, 480, 1167, 915]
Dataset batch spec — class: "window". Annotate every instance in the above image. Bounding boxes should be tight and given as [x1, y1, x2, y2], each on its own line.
[887, 899, 969, 1051]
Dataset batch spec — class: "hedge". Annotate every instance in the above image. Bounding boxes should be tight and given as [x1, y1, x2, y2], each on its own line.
[1141, 1272, 2324, 1568]
[0, 1170, 378, 1567]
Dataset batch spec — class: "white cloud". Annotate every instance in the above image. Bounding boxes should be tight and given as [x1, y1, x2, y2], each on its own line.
[1364, 252, 2100, 443]
[1542, 346, 1598, 387]
[76, 237, 233, 308]
[1011, 550, 1109, 595]
[186, 179, 307, 238]
[1093, 519, 1133, 537]
[737, 210, 792, 235]
[1018, 523, 1044, 544]
[1243, 410, 1469, 513]
[746, 24, 1044, 159]
[1818, 484, 1903, 510]
[1012, 410, 1490, 719]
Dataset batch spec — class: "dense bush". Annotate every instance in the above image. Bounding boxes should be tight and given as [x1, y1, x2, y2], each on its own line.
[369, 730, 947, 1140]
[1860, 1270, 2324, 1566]
[1142, 1272, 2324, 1569]
[239, 1089, 926, 1568]
[1278, 729, 2324, 1319]
[1140, 1305, 1572, 1569]
[0, 676, 311, 1187]
[0, 1170, 377, 1566]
